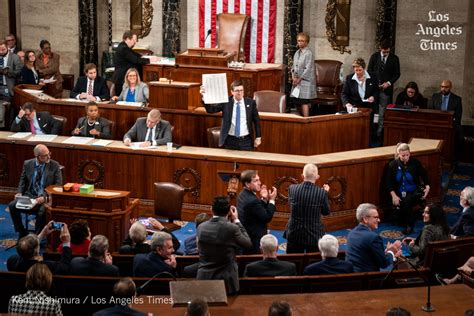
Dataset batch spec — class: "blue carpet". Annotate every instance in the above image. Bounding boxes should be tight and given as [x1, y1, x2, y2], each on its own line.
[1, 163, 473, 271]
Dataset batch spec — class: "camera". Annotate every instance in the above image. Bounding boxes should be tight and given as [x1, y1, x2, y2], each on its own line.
[51, 222, 64, 230]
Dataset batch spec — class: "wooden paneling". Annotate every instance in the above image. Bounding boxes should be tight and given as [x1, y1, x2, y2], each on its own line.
[148, 81, 201, 111]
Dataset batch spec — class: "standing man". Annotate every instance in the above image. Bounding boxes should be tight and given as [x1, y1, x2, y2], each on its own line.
[113, 31, 157, 96]
[0, 40, 22, 127]
[285, 163, 330, 253]
[201, 80, 261, 150]
[5, 34, 20, 54]
[123, 109, 172, 147]
[11, 102, 61, 135]
[8, 144, 62, 238]
[197, 196, 252, 294]
[70, 63, 110, 101]
[346, 203, 401, 272]
[450, 186, 474, 238]
[367, 39, 400, 141]
[237, 170, 277, 254]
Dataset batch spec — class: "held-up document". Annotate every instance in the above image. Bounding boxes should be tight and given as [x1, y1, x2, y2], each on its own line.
[202, 73, 229, 104]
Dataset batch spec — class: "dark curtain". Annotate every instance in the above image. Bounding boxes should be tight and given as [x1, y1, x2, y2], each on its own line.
[78, 0, 98, 74]
[162, 0, 181, 57]
[375, 0, 397, 51]
[283, 0, 304, 95]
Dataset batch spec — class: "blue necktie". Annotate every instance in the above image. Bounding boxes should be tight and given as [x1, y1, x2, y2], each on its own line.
[441, 95, 448, 111]
[235, 102, 241, 137]
[32, 165, 44, 196]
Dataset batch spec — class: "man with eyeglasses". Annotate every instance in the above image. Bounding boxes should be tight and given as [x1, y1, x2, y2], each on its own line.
[11, 102, 61, 135]
[201, 80, 261, 151]
[8, 144, 63, 238]
[346, 203, 402, 272]
[5, 34, 20, 54]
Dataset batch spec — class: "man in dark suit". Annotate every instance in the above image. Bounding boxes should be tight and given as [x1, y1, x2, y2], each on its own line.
[7, 221, 72, 274]
[197, 196, 252, 294]
[70, 235, 120, 276]
[367, 39, 400, 139]
[11, 102, 62, 135]
[5, 34, 20, 54]
[93, 278, 146, 316]
[123, 109, 172, 147]
[70, 63, 110, 101]
[8, 144, 62, 237]
[132, 231, 177, 277]
[346, 203, 401, 272]
[285, 163, 330, 253]
[451, 186, 474, 237]
[237, 170, 277, 254]
[201, 80, 261, 150]
[303, 234, 353, 275]
[113, 31, 157, 96]
[244, 234, 296, 277]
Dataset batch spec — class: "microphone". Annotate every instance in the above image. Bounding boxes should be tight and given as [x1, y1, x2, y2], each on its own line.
[136, 271, 176, 296]
[204, 29, 212, 46]
[168, 64, 180, 84]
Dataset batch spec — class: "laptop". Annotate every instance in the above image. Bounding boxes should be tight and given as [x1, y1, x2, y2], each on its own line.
[15, 196, 38, 210]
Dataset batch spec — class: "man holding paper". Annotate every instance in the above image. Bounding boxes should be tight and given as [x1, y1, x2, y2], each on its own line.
[123, 109, 172, 147]
[201, 80, 261, 151]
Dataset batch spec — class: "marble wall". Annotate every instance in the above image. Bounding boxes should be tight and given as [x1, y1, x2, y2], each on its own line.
[0, 0, 9, 40]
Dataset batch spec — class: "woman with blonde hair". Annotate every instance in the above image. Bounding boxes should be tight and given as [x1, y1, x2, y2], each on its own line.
[112, 68, 149, 105]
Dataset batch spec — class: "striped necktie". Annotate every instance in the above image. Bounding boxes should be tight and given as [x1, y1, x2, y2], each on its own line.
[87, 80, 93, 95]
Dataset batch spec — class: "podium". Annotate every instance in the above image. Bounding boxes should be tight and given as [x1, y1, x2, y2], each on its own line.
[45, 186, 139, 252]
[176, 48, 235, 67]
[148, 81, 201, 111]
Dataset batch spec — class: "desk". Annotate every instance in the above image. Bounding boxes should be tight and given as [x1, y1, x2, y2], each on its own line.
[13, 86, 371, 156]
[0, 133, 442, 231]
[131, 284, 473, 315]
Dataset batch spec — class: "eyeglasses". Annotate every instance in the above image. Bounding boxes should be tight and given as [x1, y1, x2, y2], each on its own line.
[366, 215, 379, 219]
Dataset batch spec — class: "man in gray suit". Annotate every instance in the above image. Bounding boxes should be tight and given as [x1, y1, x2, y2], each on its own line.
[123, 109, 172, 147]
[0, 40, 22, 127]
[285, 163, 330, 253]
[197, 196, 252, 295]
[8, 144, 63, 238]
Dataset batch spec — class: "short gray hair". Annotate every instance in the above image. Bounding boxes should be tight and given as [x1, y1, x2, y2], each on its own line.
[260, 234, 278, 254]
[89, 235, 109, 258]
[463, 186, 474, 206]
[356, 203, 377, 222]
[150, 231, 172, 251]
[129, 222, 147, 244]
[303, 163, 318, 180]
[318, 234, 339, 258]
[148, 109, 161, 120]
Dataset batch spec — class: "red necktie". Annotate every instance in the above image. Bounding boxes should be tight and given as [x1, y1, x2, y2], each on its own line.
[29, 119, 36, 134]
[87, 80, 93, 95]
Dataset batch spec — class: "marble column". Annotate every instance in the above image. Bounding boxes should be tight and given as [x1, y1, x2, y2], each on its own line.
[162, 0, 180, 57]
[78, 0, 98, 73]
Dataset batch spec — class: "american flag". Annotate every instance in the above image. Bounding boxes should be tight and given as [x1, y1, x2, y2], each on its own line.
[199, 0, 277, 63]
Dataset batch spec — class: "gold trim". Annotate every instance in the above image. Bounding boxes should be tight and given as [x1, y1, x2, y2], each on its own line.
[325, 0, 351, 54]
[139, 0, 154, 39]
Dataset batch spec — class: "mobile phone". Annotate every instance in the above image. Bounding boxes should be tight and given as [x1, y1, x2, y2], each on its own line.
[138, 218, 150, 227]
[51, 222, 64, 230]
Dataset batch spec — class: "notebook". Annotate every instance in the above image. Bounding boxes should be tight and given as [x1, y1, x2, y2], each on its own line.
[15, 196, 38, 210]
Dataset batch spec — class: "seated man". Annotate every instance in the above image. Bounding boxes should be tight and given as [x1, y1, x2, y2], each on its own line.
[133, 231, 177, 277]
[123, 109, 172, 147]
[11, 102, 62, 134]
[346, 203, 401, 272]
[70, 235, 120, 276]
[7, 221, 71, 274]
[70, 63, 110, 101]
[303, 234, 353, 275]
[8, 144, 62, 237]
[244, 234, 296, 277]
[451, 186, 474, 238]
[184, 213, 211, 255]
[93, 277, 146, 316]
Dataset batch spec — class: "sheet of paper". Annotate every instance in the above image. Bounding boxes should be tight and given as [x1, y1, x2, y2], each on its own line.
[27, 134, 57, 142]
[116, 101, 143, 107]
[291, 86, 300, 98]
[22, 89, 44, 94]
[91, 139, 113, 147]
[130, 142, 157, 150]
[62, 136, 93, 145]
[202, 73, 229, 104]
[8, 132, 32, 139]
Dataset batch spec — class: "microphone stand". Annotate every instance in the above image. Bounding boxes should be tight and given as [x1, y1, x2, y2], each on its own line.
[399, 256, 435, 312]
[136, 271, 176, 296]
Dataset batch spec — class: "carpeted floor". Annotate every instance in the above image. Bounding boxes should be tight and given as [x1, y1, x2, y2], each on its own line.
[1, 162, 473, 271]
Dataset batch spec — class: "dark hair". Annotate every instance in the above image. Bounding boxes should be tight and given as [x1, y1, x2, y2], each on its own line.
[40, 40, 51, 49]
[17, 234, 39, 259]
[386, 307, 411, 316]
[426, 203, 450, 235]
[21, 102, 35, 112]
[380, 39, 392, 50]
[186, 298, 208, 316]
[212, 196, 230, 217]
[84, 63, 97, 74]
[26, 263, 53, 292]
[404, 81, 420, 95]
[113, 277, 136, 299]
[69, 219, 90, 245]
[25, 50, 36, 63]
[195, 213, 211, 229]
[122, 31, 135, 41]
[230, 80, 244, 91]
[240, 170, 258, 186]
[268, 301, 292, 316]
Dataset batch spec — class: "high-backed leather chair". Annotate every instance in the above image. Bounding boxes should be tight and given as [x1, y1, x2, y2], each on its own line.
[216, 13, 250, 61]
[313, 59, 343, 113]
[254, 90, 286, 113]
[206, 126, 221, 148]
[106, 80, 115, 98]
[154, 182, 185, 231]
[104, 118, 116, 139]
[51, 115, 67, 135]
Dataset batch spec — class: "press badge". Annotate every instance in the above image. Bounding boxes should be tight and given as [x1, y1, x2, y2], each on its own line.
[401, 191, 407, 198]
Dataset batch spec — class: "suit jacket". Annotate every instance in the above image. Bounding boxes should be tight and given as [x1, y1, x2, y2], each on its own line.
[17, 158, 62, 198]
[70, 256, 119, 277]
[70, 75, 110, 100]
[367, 52, 400, 96]
[133, 252, 177, 277]
[237, 188, 276, 254]
[11, 111, 62, 135]
[73, 116, 111, 139]
[197, 216, 252, 294]
[117, 82, 149, 103]
[429, 92, 462, 126]
[409, 224, 449, 266]
[93, 305, 146, 316]
[204, 96, 261, 147]
[3, 52, 23, 96]
[112, 41, 150, 86]
[20, 66, 40, 85]
[36, 52, 63, 90]
[450, 206, 474, 237]
[7, 246, 72, 274]
[341, 72, 379, 107]
[303, 257, 354, 275]
[286, 181, 330, 246]
[124, 117, 172, 145]
[243, 258, 297, 277]
[346, 224, 393, 272]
